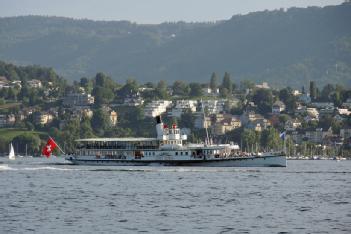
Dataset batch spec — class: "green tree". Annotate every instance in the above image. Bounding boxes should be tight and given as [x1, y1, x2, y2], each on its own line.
[332, 85, 343, 106]
[12, 133, 41, 155]
[92, 86, 114, 106]
[189, 83, 203, 97]
[62, 118, 81, 153]
[91, 109, 110, 135]
[241, 129, 260, 152]
[310, 81, 316, 101]
[252, 89, 273, 115]
[240, 80, 255, 90]
[279, 87, 296, 111]
[172, 80, 190, 96]
[221, 72, 232, 96]
[6, 87, 17, 100]
[80, 77, 92, 93]
[260, 128, 281, 151]
[95, 72, 115, 88]
[80, 117, 95, 138]
[320, 84, 335, 102]
[180, 111, 194, 129]
[118, 79, 139, 98]
[155, 80, 168, 99]
[220, 87, 229, 98]
[210, 72, 218, 91]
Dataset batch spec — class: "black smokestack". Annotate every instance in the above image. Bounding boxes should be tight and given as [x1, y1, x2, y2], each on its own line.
[155, 115, 161, 124]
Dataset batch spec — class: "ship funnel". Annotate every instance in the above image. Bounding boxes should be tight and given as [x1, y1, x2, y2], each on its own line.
[155, 115, 161, 124]
[155, 115, 164, 139]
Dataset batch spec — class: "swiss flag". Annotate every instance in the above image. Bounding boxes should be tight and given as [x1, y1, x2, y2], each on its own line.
[42, 138, 58, 158]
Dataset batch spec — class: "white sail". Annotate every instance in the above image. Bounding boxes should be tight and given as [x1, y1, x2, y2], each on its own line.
[9, 143, 15, 160]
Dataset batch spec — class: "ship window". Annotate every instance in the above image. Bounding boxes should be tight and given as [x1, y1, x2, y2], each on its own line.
[175, 152, 178, 156]
[153, 152, 155, 155]
[180, 152, 183, 155]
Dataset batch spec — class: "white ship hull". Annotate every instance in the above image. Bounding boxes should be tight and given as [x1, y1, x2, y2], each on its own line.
[66, 155, 286, 167]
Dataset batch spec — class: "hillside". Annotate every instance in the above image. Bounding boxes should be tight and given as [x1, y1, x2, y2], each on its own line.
[0, 3, 350, 87]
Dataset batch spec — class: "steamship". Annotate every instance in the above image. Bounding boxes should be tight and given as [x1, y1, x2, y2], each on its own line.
[65, 116, 286, 167]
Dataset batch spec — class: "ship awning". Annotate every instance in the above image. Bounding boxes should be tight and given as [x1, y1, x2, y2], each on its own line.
[76, 138, 158, 142]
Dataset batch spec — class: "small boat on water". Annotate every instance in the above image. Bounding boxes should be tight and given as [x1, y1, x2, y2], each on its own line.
[8, 143, 15, 160]
[65, 116, 286, 167]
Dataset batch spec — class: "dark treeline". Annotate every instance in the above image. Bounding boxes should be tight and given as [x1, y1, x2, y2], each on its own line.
[0, 3, 350, 87]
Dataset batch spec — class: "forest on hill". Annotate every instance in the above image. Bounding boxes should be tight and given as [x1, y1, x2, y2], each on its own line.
[0, 3, 350, 87]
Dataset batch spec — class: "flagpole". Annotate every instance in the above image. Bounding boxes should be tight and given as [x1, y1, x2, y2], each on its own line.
[48, 136, 66, 155]
[284, 136, 286, 155]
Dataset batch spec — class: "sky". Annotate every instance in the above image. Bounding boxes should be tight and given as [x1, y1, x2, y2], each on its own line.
[0, 0, 345, 23]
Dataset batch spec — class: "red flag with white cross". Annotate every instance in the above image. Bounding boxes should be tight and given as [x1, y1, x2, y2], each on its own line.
[42, 137, 57, 158]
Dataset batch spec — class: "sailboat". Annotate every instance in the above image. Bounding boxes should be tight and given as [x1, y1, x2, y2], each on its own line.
[8, 143, 15, 160]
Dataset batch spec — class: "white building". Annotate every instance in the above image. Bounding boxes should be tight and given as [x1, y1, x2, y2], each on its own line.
[123, 97, 144, 106]
[337, 108, 351, 116]
[110, 111, 118, 126]
[202, 87, 219, 96]
[63, 93, 95, 107]
[27, 79, 42, 88]
[201, 99, 227, 114]
[292, 90, 301, 96]
[255, 82, 270, 89]
[144, 100, 172, 117]
[34, 112, 54, 125]
[306, 108, 319, 119]
[311, 102, 334, 109]
[168, 100, 198, 118]
[0, 114, 16, 127]
[285, 119, 302, 131]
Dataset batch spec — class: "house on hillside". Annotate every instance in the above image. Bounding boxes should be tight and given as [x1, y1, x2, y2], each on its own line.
[212, 115, 241, 135]
[272, 101, 286, 114]
[240, 111, 265, 126]
[255, 82, 270, 89]
[63, 93, 95, 107]
[168, 100, 198, 118]
[33, 112, 54, 125]
[110, 111, 118, 126]
[0, 114, 16, 127]
[144, 100, 172, 117]
[246, 118, 271, 132]
[305, 127, 333, 144]
[306, 108, 319, 119]
[202, 87, 219, 96]
[27, 79, 42, 88]
[285, 119, 302, 131]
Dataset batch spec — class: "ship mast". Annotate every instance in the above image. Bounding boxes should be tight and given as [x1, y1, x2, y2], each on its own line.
[201, 99, 210, 145]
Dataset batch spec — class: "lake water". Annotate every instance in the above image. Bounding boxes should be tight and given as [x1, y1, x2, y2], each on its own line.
[0, 158, 350, 233]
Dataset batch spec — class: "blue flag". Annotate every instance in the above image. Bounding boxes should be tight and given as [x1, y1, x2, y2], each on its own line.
[279, 131, 286, 140]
